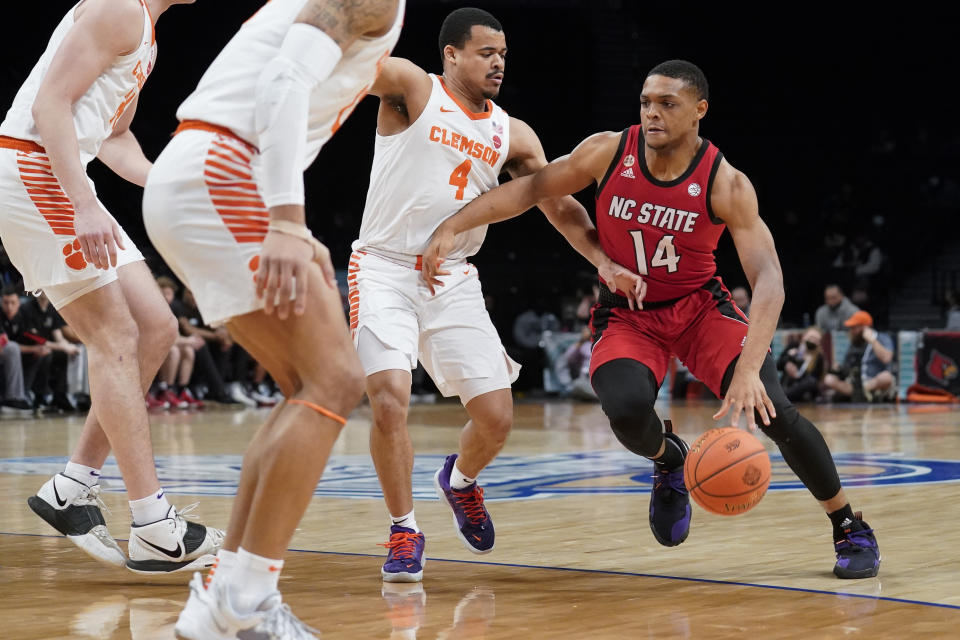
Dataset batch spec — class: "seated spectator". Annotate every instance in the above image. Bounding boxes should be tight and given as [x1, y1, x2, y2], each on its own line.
[777, 327, 825, 402]
[731, 286, 751, 317]
[0, 332, 32, 413]
[814, 284, 860, 332]
[21, 292, 80, 411]
[945, 290, 960, 330]
[823, 311, 896, 402]
[1, 286, 52, 409]
[558, 326, 597, 401]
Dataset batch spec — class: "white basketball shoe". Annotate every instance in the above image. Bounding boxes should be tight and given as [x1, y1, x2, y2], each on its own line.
[126, 504, 224, 574]
[27, 473, 127, 567]
[175, 572, 319, 640]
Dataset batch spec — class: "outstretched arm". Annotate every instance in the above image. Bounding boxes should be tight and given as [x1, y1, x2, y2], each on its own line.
[710, 161, 784, 430]
[421, 131, 643, 295]
[31, 0, 144, 270]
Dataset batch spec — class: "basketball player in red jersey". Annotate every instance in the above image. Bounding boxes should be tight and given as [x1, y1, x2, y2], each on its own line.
[423, 60, 880, 579]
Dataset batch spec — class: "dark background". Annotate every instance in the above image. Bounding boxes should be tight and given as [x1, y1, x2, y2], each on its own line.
[3, 1, 957, 341]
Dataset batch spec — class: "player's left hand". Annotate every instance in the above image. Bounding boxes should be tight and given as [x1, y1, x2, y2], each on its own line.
[598, 260, 647, 310]
[256, 230, 315, 320]
[712, 366, 776, 431]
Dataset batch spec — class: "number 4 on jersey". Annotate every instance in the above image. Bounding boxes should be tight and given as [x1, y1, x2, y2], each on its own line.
[629, 230, 680, 275]
[449, 159, 472, 200]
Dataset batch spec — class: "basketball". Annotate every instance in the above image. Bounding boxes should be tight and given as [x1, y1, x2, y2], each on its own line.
[684, 427, 771, 515]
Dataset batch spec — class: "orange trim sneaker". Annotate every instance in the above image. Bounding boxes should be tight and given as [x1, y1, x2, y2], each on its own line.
[434, 454, 495, 554]
[379, 525, 425, 583]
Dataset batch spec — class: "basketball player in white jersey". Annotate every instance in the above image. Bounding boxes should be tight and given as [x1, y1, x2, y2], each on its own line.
[141, 0, 404, 637]
[353, 7, 644, 583]
[0, 0, 223, 575]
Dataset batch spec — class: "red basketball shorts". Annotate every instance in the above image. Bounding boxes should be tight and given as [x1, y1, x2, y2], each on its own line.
[588, 277, 750, 398]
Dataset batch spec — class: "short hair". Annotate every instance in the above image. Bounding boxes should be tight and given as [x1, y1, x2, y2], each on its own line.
[1, 285, 19, 297]
[156, 276, 178, 292]
[438, 7, 503, 63]
[824, 283, 843, 293]
[646, 60, 709, 101]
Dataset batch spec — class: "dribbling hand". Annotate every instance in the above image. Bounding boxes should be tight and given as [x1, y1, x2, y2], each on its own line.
[712, 366, 776, 432]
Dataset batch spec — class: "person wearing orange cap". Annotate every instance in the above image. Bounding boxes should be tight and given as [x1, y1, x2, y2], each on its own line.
[824, 310, 895, 401]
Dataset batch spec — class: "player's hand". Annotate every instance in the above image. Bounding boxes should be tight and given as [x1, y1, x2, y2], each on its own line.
[598, 259, 647, 310]
[73, 200, 125, 270]
[421, 223, 454, 295]
[712, 365, 776, 431]
[255, 230, 315, 320]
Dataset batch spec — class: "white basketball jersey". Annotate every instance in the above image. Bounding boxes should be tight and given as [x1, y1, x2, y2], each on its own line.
[177, 0, 404, 169]
[354, 74, 511, 260]
[0, 0, 157, 166]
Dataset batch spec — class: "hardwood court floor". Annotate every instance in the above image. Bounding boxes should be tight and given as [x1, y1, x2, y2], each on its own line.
[1, 399, 958, 638]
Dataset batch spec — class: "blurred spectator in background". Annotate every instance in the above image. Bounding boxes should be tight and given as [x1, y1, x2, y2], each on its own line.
[814, 284, 860, 331]
[731, 286, 751, 317]
[0, 329, 32, 413]
[149, 277, 204, 409]
[945, 290, 960, 330]
[777, 326, 825, 402]
[852, 235, 884, 282]
[1, 287, 52, 410]
[557, 326, 597, 401]
[21, 292, 79, 412]
[823, 311, 895, 402]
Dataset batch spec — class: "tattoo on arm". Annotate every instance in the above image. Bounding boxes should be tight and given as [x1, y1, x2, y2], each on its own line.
[298, 0, 395, 46]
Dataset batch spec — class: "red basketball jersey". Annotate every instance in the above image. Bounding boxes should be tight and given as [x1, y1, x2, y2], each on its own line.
[596, 125, 725, 302]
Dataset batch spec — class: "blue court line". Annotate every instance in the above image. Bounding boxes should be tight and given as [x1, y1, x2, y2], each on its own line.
[4, 530, 958, 612]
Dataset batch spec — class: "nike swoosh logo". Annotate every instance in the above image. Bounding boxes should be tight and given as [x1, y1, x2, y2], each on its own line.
[440, 106, 456, 113]
[138, 535, 183, 559]
[53, 477, 68, 507]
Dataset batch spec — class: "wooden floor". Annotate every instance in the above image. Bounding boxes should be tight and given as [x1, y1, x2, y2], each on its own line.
[1, 399, 958, 638]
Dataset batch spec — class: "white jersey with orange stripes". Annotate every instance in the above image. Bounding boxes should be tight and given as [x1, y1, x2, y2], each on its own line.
[0, 0, 157, 166]
[352, 74, 511, 261]
[176, 0, 404, 164]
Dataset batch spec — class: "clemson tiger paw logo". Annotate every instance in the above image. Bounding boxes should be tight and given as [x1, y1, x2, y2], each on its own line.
[248, 255, 260, 283]
[63, 239, 87, 271]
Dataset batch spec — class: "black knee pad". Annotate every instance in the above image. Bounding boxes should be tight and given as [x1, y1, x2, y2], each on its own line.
[592, 359, 663, 457]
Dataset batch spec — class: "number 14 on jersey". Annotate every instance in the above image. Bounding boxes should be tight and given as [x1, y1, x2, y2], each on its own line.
[630, 230, 680, 275]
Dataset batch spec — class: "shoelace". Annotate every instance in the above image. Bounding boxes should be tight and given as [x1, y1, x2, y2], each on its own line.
[835, 527, 876, 551]
[378, 531, 423, 561]
[260, 603, 320, 639]
[452, 486, 488, 525]
[76, 484, 112, 515]
[652, 469, 687, 496]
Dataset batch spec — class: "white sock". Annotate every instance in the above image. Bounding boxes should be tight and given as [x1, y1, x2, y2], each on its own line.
[450, 462, 476, 490]
[229, 547, 284, 614]
[63, 462, 101, 487]
[391, 510, 419, 533]
[206, 548, 237, 590]
[129, 489, 172, 526]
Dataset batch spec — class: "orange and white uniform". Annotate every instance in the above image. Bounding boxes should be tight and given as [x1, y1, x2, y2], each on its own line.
[143, 0, 404, 325]
[0, 0, 154, 307]
[349, 74, 520, 404]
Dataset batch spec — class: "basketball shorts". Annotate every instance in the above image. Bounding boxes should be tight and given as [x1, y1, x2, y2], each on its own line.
[589, 277, 750, 398]
[144, 126, 270, 327]
[348, 250, 520, 405]
[0, 139, 143, 309]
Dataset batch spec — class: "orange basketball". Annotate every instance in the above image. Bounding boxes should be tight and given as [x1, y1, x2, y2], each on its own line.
[684, 427, 771, 515]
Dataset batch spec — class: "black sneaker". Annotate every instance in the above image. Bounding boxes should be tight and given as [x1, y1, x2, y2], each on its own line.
[649, 422, 691, 547]
[834, 512, 880, 578]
